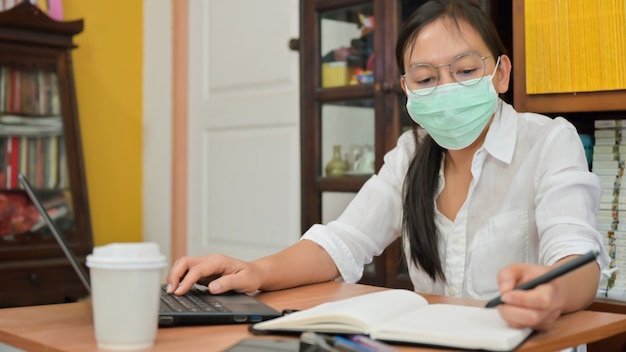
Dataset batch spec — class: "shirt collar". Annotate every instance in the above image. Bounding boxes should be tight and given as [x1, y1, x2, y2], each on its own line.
[482, 99, 517, 164]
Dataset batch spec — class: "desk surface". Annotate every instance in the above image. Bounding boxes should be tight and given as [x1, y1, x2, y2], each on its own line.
[0, 282, 625, 352]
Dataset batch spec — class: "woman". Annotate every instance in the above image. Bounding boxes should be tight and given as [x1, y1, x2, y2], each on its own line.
[167, 0, 608, 330]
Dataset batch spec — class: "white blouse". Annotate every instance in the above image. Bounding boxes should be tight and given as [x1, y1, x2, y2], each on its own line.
[302, 100, 610, 300]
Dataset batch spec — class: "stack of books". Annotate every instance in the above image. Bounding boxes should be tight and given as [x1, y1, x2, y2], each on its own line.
[592, 120, 626, 298]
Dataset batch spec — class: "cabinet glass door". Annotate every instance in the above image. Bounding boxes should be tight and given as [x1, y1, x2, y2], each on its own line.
[301, 0, 415, 288]
[0, 64, 75, 245]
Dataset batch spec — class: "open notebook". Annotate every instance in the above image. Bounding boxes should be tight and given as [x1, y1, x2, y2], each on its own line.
[18, 173, 281, 327]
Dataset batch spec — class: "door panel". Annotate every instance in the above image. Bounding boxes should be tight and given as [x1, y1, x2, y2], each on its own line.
[187, 0, 300, 260]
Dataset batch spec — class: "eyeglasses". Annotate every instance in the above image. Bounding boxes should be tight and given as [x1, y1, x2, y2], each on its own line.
[402, 53, 493, 96]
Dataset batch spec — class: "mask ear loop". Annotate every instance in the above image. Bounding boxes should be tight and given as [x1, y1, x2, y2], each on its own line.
[489, 55, 502, 80]
[488, 56, 504, 125]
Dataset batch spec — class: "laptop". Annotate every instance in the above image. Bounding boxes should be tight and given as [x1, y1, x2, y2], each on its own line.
[18, 173, 282, 327]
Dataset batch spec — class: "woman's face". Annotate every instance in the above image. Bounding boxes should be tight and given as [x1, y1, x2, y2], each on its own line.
[401, 18, 510, 95]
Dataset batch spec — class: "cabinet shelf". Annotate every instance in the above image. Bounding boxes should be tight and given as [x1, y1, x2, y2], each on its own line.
[316, 84, 375, 102]
[514, 90, 626, 114]
[316, 0, 372, 11]
[316, 176, 367, 192]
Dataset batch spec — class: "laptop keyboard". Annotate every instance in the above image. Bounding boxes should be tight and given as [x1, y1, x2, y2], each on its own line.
[160, 286, 231, 313]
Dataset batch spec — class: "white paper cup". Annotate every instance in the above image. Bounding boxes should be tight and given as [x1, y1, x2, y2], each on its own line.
[86, 242, 166, 350]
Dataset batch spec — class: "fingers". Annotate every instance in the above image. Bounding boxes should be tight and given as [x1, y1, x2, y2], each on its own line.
[166, 257, 188, 293]
[206, 261, 263, 294]
[495, 264, 565, 330]
[497, 298, 561, 330]
[207, 272, 245, 294]
[165, 254, 262, 295]
[497, 287, 561, 330]
[166, 255, 228, 295]
[500, 283, 553, 312]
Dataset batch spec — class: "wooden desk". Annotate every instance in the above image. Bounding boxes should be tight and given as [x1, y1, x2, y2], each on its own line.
[0, 282, 625, 352]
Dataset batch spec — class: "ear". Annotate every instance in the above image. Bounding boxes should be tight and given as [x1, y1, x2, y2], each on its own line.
[400, 76, 409, 96]
[494, 54, 512, 94]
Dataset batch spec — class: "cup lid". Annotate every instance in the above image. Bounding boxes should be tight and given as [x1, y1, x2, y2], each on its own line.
[86, 242, 167, 269]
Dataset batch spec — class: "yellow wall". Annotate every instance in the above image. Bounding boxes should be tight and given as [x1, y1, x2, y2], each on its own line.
[62, 2, 142, 245]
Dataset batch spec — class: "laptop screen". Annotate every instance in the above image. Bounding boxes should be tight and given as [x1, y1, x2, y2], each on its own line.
[19, 173, 91, 293]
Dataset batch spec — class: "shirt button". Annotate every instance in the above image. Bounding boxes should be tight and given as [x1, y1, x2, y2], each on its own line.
[453, 237, 460, 245]
[449, 287, 458, 296]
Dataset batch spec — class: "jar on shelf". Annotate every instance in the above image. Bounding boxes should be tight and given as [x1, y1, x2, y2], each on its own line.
[325, 145, 348, 177]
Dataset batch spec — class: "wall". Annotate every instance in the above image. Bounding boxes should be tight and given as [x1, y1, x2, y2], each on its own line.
[143, 0, 173, 264]
[62, 1, 143, 245]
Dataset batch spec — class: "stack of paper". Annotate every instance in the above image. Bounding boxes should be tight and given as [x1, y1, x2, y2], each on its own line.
[592, 120, 626, 294]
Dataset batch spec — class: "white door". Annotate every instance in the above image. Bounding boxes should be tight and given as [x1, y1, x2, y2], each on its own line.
[186, 0, 301, 260]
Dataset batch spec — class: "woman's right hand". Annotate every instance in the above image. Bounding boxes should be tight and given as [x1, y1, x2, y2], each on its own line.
[166, 254, 266, 295]
[166, 240, 340, 296]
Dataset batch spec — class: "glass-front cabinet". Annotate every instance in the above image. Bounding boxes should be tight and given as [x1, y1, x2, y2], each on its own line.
[299, 0, 503, 289]
[0, 3, 92, 307]
[299, 0, 412, 289]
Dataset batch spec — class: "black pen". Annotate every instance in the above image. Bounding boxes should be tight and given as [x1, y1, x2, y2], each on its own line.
[485, 250, 599, 308]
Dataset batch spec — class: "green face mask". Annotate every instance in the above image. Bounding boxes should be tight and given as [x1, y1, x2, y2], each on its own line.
[405, 61, 499, 150]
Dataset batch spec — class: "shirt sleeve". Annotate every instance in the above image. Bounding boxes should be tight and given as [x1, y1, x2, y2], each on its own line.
[301, 130, 418, 283]
[534, 117, 610, 269]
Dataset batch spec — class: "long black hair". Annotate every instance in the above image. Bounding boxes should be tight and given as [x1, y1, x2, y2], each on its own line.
[397, 0, 508, 282]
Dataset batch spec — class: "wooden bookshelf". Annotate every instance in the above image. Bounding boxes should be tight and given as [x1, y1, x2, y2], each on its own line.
[0, 2, 92, 307]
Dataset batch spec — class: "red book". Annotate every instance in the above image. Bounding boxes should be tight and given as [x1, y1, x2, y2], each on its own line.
[0, 136, 6, 187]
[7, 136, 19, 189]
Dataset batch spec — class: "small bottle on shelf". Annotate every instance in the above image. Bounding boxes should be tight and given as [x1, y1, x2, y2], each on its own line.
[325, 145, 348, 177]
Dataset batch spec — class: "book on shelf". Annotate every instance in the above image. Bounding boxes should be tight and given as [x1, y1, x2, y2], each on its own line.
[595, 119, 626, 129]
[600, 195, 626, 205]
[595, 137, 623, 146]
[593, 168, 621, 177]
[594, 153, 620, 161]
[597, 210, 626, 220]
[593, 160, 621, 170]
[0, 61, 65, 191]
[0, 66, 61, 116]
[6, 135, 18, 188]
[0, 134, 65, 189]
[594, 128, 624, 138]
[592, 144, 626, 154]
[252, 289, 533, 352]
